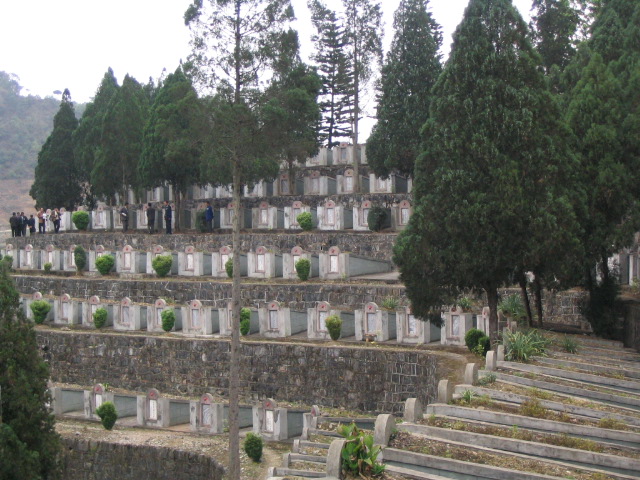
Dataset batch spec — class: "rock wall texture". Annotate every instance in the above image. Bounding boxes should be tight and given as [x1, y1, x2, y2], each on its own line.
[38, 330, 441, 413]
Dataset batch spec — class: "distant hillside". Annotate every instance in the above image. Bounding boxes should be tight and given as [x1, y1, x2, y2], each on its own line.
[0, 72, 85, 180]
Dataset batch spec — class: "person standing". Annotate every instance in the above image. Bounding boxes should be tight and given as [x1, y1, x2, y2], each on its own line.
[27, 215, 36, 235]
[164, 200, 172, 234]
[146, 203, 156, 234]
[9, 212, 17, 237]
[120, 203, 129, 232]
[50, 208, 61, 233]
[205, 201, 214, 232]
[20, 212, 27, 236]
[37, 208, 45, 234]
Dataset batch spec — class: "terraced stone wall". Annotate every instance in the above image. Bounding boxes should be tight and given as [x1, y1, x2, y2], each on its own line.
[37, 330, 441, 413]
[61, 437, 225, 480]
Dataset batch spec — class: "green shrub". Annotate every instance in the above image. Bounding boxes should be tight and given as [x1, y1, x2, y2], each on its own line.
[43, 262, 52, 273]
[580, 276, 620, 339]
[473, 336, 490, 357]
[465, 328, 486, 352]
[295, 258, 311, 281]
[30, 300, 51, 324]
[338, 423, 385, 478]
[243, 432, 263, 462]
[240, 307, 251, 335]
[196, 209, 207, 233]
[152, 255, 173, 277]
[560, 335, 579, 354]
[95, 401, 118, 430]
[458, 296, 473, 312]
[367, 206, 388, 232]
[95, 255, 115, 275]
[297, 212, 313, 231]
[503, 329, 550, 362]
[498, 294, 527, 320]
[325, 314, 342, 341]
[74, 246, 86, 272]
[93, 307, 108, 329]
[2, 255, 12, 268]
[71, 210, 90, 230]
[161, 309, 176, 332]
[381, 297, 399, 310]
[225, 258, 233, 278]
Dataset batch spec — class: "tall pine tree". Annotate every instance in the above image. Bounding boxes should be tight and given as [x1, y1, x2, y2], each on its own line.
[366, 0, 442, 179]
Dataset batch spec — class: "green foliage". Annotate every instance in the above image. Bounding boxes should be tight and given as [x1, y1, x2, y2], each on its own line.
[152, 254, 173, 278]
[225, 257, 233, 278]
[325, 314, 342, 341]
[460, 389, 476, 404]
[367, 0, 442, 178]
[465, 328, 486, 352]
[240, 307, 251, 336]
[503, 329, 551, 362]
[95, 401, 118, 430]
[560, 335, 579, 354]
[473, 336, 491, 357]
[0, 262, 61, 478]
[243, 432, 263, 462]
[457, 296, 473, 312]
[296, 211, 313, 231]
[367, 206, 388, 232]
[196, 209, 207, 233]
[161, 309, 176, 332]
[477, 372, 497, 386]
[71, 210, 90, 230]
[580, 275, 620, 338]
[380, 297, 399, 310]
[93, 307, 107, 329]
[30, 300, 51, 324]
[337, 423, 385, 478]
[295, 258, 311, 281]
[2, 255, 12, 269]
[43, 263, 52, 274]
[530, 0, 581, 73]
[519, 397, 548, 418]
[95, 254, 115, 275]
[74, 245, 86, 272]
[498, 294, 527, 321]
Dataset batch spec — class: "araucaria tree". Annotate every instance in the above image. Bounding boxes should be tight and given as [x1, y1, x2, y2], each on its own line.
[0, 261, 61, 479]
[30, 89, 82, 209]
[184, 1, 294, 477]
[308, 0, 353, 147]
[139, 67, 203, 231]
[394, 0, 579, 342]
[366, 0, 442, 179]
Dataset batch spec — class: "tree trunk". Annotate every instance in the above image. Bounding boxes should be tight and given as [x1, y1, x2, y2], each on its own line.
[517, 272, 533, 328]
[173, 186, 182, 233]
[486, 284, 500, 346]
[351, 23, 360, 194]
[533, 276, 544, 328]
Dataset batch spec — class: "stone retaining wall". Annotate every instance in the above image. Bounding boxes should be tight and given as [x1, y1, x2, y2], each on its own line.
[61, 436, 225, 480]
[38, 330, 441, 413]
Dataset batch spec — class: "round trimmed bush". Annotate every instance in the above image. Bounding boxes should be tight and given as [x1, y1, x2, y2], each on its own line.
[43, 262, 52, 273]
[71, 210, 90, 230]
[473, 335, 491, 357]
[161, 309, 176, 332]
[295, 258, 311, 281]
[225, 257, 233, 278]
[152, 255, 173, 277]
[2, 255, 13, 268]
[464, 328, 486, 353]
[96, 401, 118, 430]
[297, 212, 313, 231]
[240, 307, 251, 336]
[325, 314, 342, 341]
[74, 245, 87, 272]
[367, 206, 388, 232]
[93, 307, 107, 329]
[244, 432, 263, 462]
[30, 300, 51, 324]
[95, 254, 115, 275]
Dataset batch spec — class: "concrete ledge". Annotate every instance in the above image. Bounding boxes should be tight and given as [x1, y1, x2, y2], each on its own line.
[536, 357, 640, 379]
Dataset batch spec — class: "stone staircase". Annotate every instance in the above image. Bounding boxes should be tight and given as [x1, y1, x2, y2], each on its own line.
[268, 334, 640, 480]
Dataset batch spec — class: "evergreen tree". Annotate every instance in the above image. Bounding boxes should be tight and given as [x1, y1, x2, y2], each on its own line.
[92, 74, 149, 202]
[366, 0, 442, 179]
[29, 89, 82, 209]
[185, 1, 293, 477]
[308, 0, 354, 147]
[139, 67, 204, 231]
[394, 0, 577, 342]
[342, 0, 383, 192]
[72, 68, 119, 207]
[0, 261, 61, 479]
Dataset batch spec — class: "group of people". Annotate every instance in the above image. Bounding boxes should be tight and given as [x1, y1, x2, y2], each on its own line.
[9, 208, 62, 237]
[118, 200, 173, 234]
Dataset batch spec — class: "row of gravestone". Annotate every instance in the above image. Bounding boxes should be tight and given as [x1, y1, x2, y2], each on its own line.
[23, 292, 448, 344]
[78, 198, 413, 232]
[7, 243, 391, 280]
[51, 384, 312, 441]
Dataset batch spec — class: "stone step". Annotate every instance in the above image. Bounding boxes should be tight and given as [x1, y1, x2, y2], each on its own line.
[283, 452, 327, 466]
[548, 351, 640, 369]
[490, 372, 640, 411]
[498, 361, 640, 394]
[397, 423, 640, 477]
[536, 357, 640, 379]
[292, 439, 330, 453]
[565, 336, 625, 349]
[424, 403, 640, 450]
[315, 416, 376, 428]
[455, 385, 640, 426]
[567, 343, 640, 360]
[267, 467, 326, 478]
[384, 464, 474, 480]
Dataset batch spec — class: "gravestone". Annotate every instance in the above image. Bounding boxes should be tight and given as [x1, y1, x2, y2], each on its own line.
[89, 245, 111, 272]
[317, 200, 352, 230]
[396, 307, 441, 344]
[19, 244, 35, 270]
[92, 204, 111, 230]
[116, 245, 144, 274]
[251, 201, 283, 229]
[355, 302, 397, 342]
[304, 171, 336, 195]
[391, 200, 412, 231]
[190, 393, 223, 434]
[248, 246, 282, 278]
[63, 245, 77, 272]
[353, 200, 373, 231]
[182, 299, 217, 335]
[307, 301, 342, 340]
[178, 245, 205, 277]
[148, 298, 182, 333]
[319, 246, 349, 279]
[258, 301, 306, 338]
[283, 246, 319, 280]
[54, 293, 80, 325]
[218, 303, 259, 337]
[146, 245, 178, 275]
[114, 297, 146, 331]
[83, 295, 113, 328]
[441, 306, 473, 346]
[41, 244, 60, 271]
[306, 146, 330, 166]
[284, 201, 315, 230]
